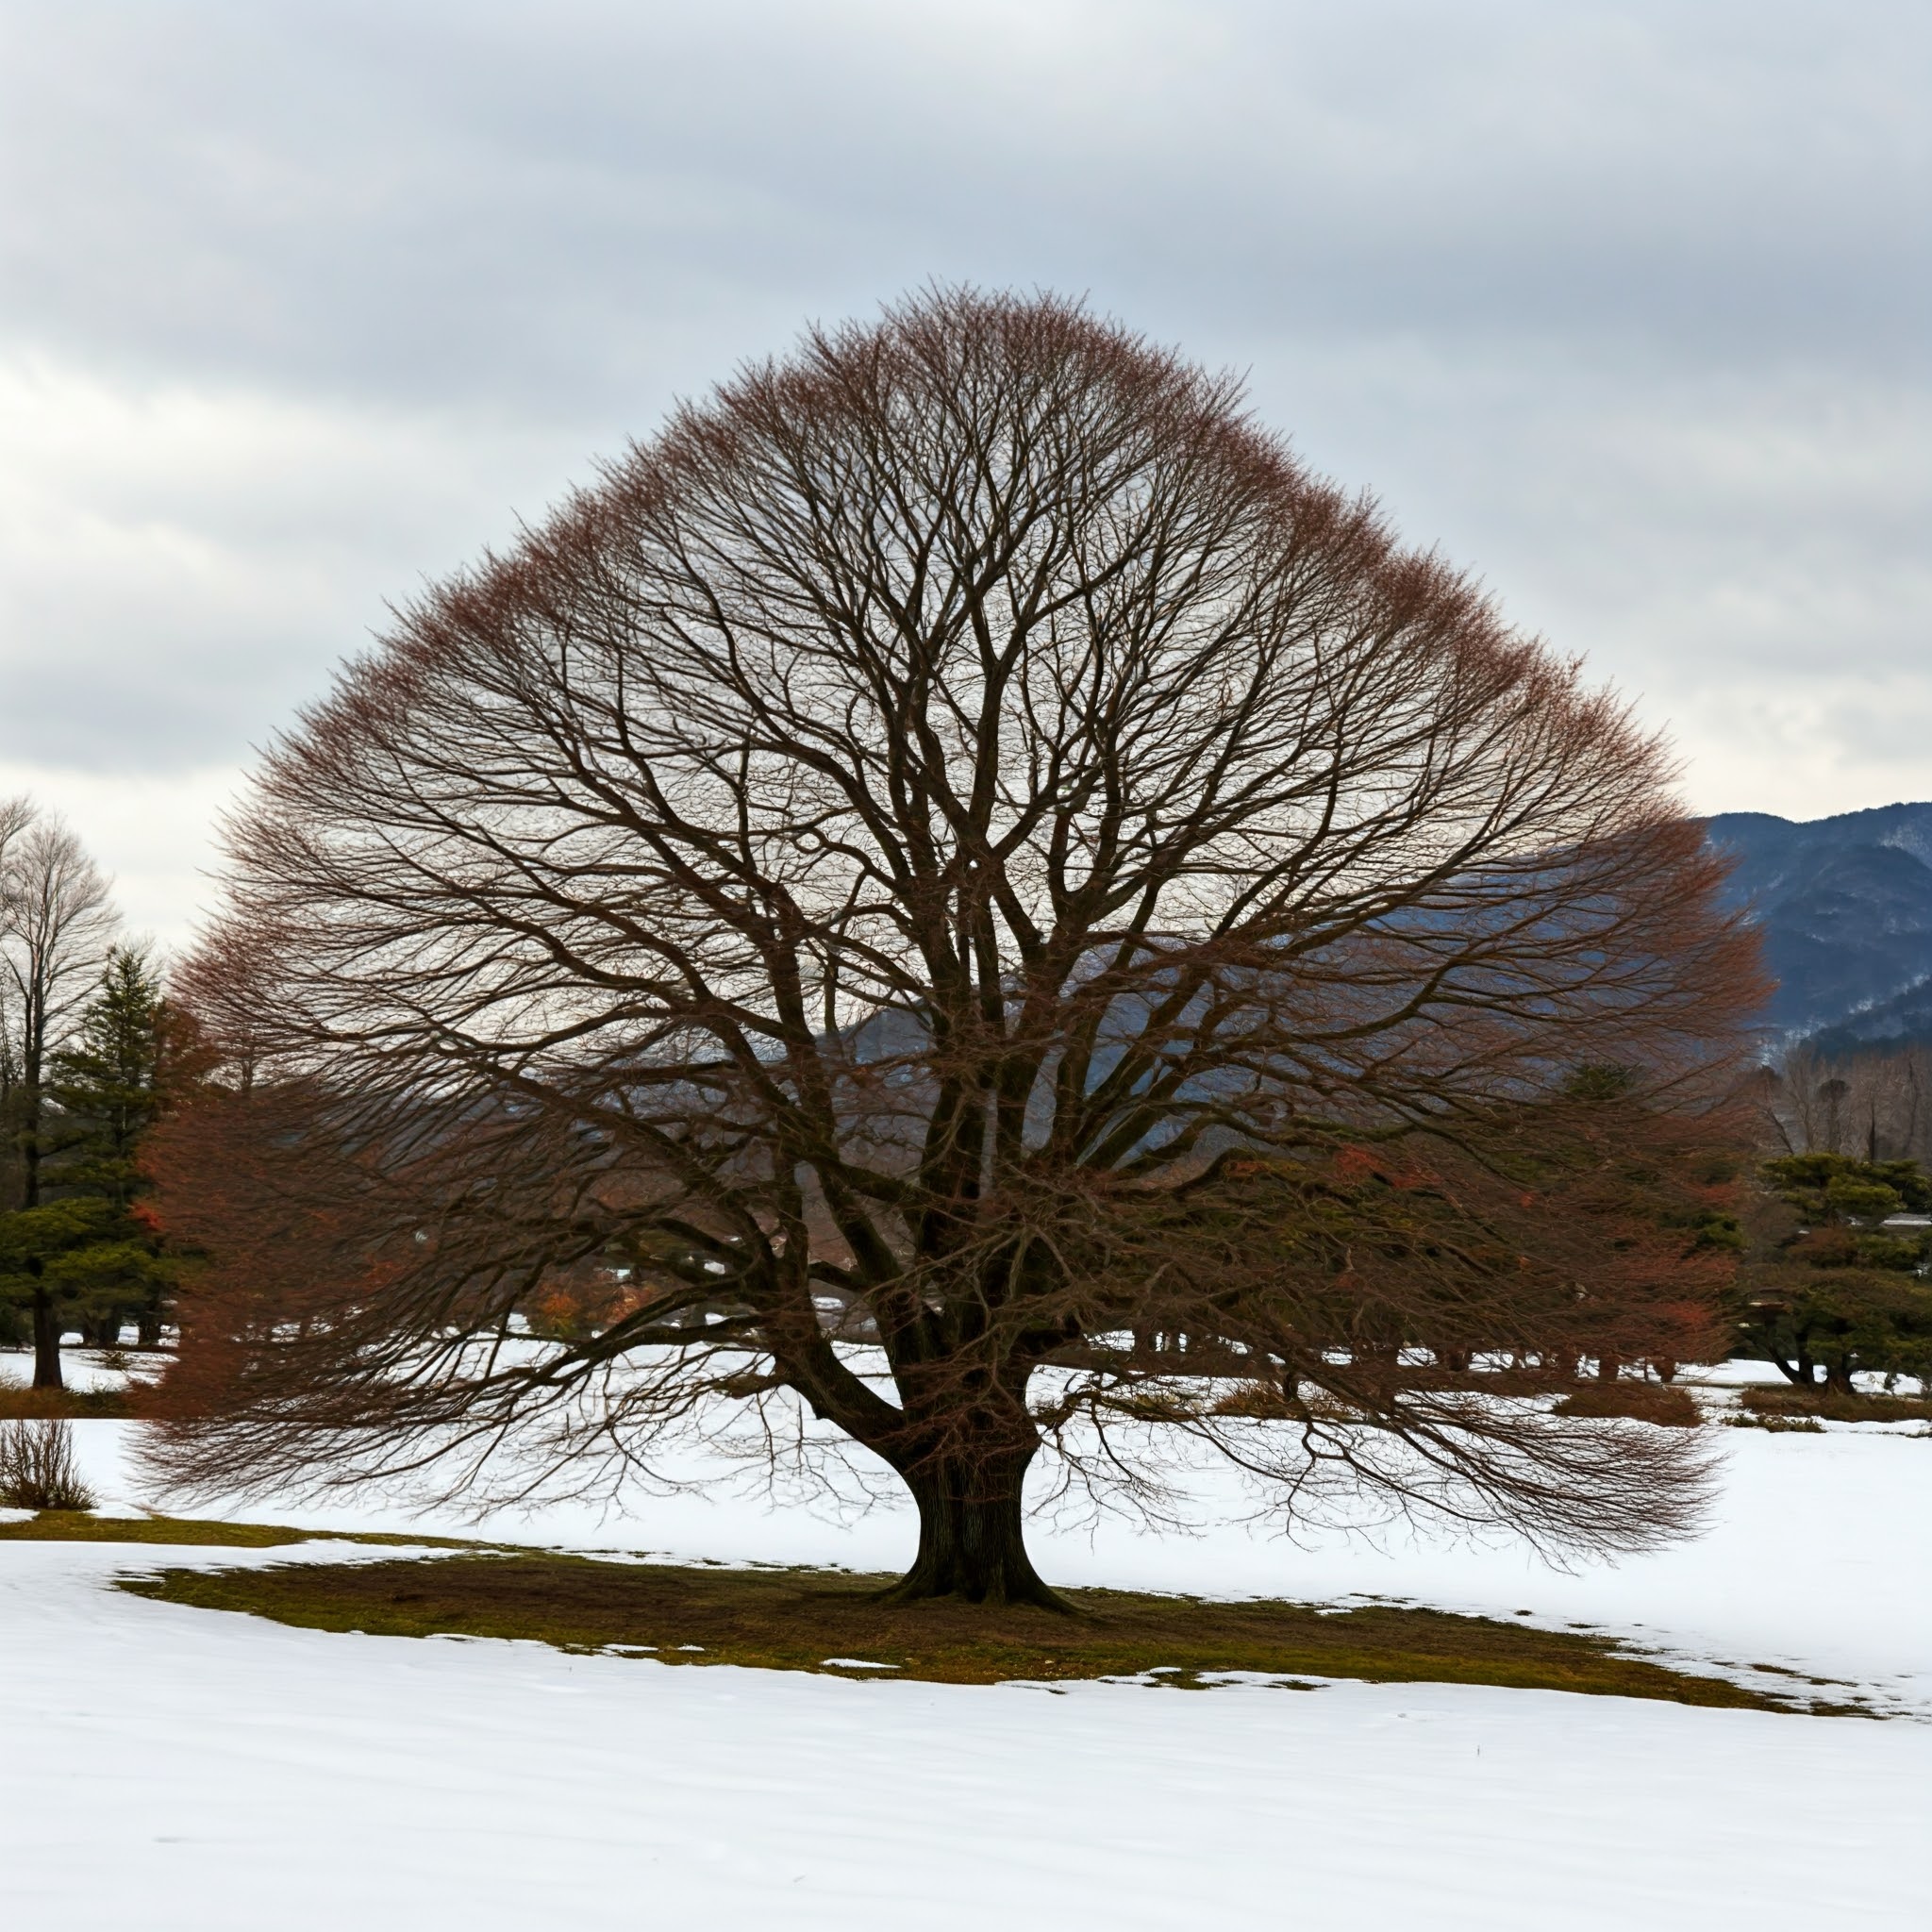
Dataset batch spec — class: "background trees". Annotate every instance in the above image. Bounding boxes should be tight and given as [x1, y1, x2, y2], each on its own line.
[149, 291, 1763, 1601]
[1754, 1042, 1932, 1166]
[0, 800, 121, 1385]
[43, 947, 180, 1349]
[1732, 1152, 1932, 1394]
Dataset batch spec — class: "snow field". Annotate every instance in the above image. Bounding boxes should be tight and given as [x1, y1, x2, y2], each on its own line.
[53, 1390, 1932, 1713]
[1, 1368, 1927, 1928]
[3, 1536, 1927, 1932]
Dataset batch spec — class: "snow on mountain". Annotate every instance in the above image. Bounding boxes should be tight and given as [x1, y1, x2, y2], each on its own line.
[1705, 801, 1932, 1048]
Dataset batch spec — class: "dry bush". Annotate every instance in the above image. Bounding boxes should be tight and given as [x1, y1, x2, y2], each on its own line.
[0, 1419, 97, 1510]
[1208, 1382, 1363, 1422]
[1551, 1383, 1701, 1428]
[1740, 1385, 1931, 1424]
[0, 1389, 79, 1422]
[1724, 1412, 1824, 1435]
[1210, 1382, 1301, 1420]
[0, 1387, 131, 1421]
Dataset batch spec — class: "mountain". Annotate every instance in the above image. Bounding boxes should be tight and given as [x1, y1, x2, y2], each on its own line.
[1704, 802, 1932, 1050]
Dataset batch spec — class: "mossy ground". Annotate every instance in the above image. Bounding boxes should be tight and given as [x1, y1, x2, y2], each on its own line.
[89, 1536, 1832, 1711]
[2, 1509, 1869, 1712]
[0, 1510, 485, 1549]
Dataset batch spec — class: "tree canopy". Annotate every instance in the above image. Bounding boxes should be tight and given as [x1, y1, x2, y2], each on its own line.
[1733, 1152, 1932, 1393]
[147, 290, 1763, 1602]
[0, 947, 179, 1357]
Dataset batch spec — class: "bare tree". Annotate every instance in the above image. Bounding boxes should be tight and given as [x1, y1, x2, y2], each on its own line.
[0, 802, 119, 1386]
[147, 291, 1762, 1603]
[1759, 1043, 1932, 1164]
[0, 796, 34, 1213]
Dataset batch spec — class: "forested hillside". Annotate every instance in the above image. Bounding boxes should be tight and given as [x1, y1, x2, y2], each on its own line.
[1707, 803, 1932, 1050]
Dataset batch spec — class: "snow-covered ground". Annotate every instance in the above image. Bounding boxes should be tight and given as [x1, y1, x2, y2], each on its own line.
[3, 1357, 1928, 1928]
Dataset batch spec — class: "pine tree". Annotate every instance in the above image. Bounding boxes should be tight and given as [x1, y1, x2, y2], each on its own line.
[49, 948, 166, 1210]
[0, 949, 178, 1357]
[1733, 1153, 1932, 1395]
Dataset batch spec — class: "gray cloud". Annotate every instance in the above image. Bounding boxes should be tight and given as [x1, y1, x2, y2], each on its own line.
[1, 0, 1926, 941]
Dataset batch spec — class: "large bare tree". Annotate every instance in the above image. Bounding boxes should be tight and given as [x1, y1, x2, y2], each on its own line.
[149, 291, 1761, 1604]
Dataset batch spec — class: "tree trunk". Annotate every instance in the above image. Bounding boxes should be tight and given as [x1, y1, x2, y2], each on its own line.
[878, 1453, 1070, 1611]
[31, 1286, 64, 1391]
[1774, 1348, 1819, 1388]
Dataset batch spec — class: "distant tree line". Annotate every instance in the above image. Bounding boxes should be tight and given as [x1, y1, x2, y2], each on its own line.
[0, 799, 183, 1388]
[1753, 1041, 1932, 1166]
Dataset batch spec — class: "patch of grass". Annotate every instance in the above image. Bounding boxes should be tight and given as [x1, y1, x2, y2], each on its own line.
[1740, 1386, 1932, 1424]
[1552, 1383, 1702, 1427]
[114, 1549, 1828, 1712]
[0, 1387, 132, 1420]
[0, 1510, 489, 1549]
[1724, 1413, 1825, 1434]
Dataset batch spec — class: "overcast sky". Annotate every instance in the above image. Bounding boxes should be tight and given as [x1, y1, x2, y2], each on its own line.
[2, 0, 1926, 946]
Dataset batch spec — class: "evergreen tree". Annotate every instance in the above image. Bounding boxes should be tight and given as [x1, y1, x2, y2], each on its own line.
[49, 948, 166, 1208]
[0, 948, 178, 1354]
[1732, 1153, 1932, 1394]
[0, 995, 22, 1348]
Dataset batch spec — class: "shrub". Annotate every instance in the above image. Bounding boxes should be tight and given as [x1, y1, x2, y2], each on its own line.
[0, 1420, 98, 1511]
[1740, 1385, 1931, 1424]
[1551, 1382, 1702, 1427]
[1105, 1390, 1204, 1424]
[0, 1388, 130, 1421]
[1210, 1382, 1297, 1419]
[1207, 1382, 1365, 1421]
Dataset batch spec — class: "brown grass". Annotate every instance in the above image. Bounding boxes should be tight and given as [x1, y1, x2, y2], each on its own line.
[0, 1387, 132, 1420]
[1740, 1386, 1932, 1424]
[107, 1546, 1840, 1712]
[1551, 1383, 1702, 1427]
[0, 1510, 488, 1549]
